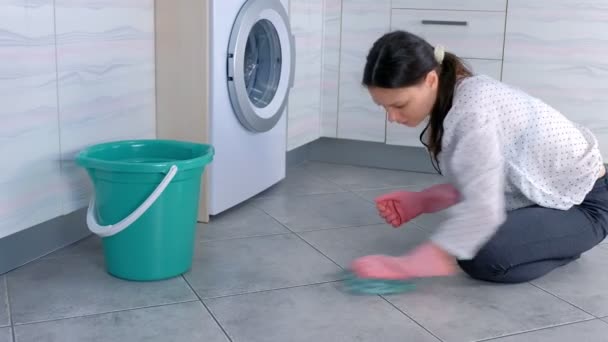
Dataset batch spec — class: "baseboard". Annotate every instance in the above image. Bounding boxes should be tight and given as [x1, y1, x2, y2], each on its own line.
[287, 137, 437, 173]
[0, 209, 90, 275]
[286, 142, 311, 168]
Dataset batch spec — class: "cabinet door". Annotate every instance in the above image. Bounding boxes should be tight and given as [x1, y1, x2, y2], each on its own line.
[337, 0, 391, 142]
[391, 9, 505, 60]
[392, 0, 506, 11]
[502, 0, 608, 158]
[288, 0, 323, 150]
[467, 59, 502, 80]
[320, 0, 341, 138]
[0, 2, 62, 239]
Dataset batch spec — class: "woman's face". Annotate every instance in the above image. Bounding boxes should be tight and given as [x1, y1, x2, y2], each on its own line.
[368, 70, 439, 127]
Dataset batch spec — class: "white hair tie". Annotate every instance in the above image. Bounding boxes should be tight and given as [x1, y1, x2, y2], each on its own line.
[434, 45, 445, 64]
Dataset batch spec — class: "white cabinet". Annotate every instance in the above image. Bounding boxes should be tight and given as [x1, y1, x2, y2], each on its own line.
[502, 0, 608, 158]
[319, 0, 341, 138]
[391, 0, 506, 11]
[390, 9, 505, 60]
[386, 6, 505, 147]
[336, 0, 391, 142]
[466, 59, 502, 80]
[288, 0, 323, 150]
[323, 0, 608, 159]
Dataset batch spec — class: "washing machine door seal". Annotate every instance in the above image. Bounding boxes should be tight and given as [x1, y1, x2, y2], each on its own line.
[227, 0, 295, 133]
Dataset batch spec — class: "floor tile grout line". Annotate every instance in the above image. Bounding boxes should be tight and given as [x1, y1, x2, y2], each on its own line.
[180, 276, 234, 342]
[199, 209, 431, 302]
[346, 183, 442, 195]
[39, 251, 98, 262]
[252, 164, 354, 200]
[252, 186, 600, 341]
[378, 296, 444, 342]
[200, 280, 345, 301]
[292, 232, 347, 271]
[254, 205, 348, 272]
[304, 171, 352, 192]
[256, 207, 347, 270]
[10, 300, 200, 328]
[300, 163, 443, 186]
[2, 276, 15, 342]
[199, 232, 294, 244]
[215, 208, 445, 342]
[528, 282, 599, 318]
[294, 162, 350, 186]
[347, 185, 444, 204]
[251, 173, 441, 232]
[472, 317, 598, 342]
[254, 192, 432, 278]
[254, 189, 350, 201]
[292, 162, 422, 194]
[303, 160, 441, 175]
[198, 222, 397, 246]
[4, 276, 12, 328]
[286, 164, 354, 192]
[299, 160, 443, 178]
[294, 222, 386, 233]
[252, 200, 385, 236]
[348, 188, 385, 204]
[249, 200, 448, 339]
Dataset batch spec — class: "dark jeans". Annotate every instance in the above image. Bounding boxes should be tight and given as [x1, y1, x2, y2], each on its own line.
[458, 175, 608, 283]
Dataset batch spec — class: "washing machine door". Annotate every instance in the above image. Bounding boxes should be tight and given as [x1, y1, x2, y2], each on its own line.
[227, 0, 295, 133]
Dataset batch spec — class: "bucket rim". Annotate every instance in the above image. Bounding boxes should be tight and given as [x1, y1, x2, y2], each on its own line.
[75, 139, 214, 173]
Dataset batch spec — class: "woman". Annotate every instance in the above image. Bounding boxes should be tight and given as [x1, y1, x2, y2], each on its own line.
[352, 30, 608, 283]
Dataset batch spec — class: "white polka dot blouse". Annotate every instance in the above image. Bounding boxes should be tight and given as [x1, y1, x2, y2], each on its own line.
[429, 75, 604, 260]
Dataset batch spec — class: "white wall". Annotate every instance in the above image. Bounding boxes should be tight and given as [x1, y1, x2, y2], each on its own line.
[0, 0, 156, 239]
[0, 1, 62, 239]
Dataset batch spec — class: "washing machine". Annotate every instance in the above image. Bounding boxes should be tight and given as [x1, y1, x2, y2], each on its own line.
[208, 0, 295, 215]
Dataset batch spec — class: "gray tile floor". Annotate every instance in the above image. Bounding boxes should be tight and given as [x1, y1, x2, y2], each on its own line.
[3, 161, 608, 341]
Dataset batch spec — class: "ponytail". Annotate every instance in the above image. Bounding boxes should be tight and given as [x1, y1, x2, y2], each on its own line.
[421, 52, 471, 172]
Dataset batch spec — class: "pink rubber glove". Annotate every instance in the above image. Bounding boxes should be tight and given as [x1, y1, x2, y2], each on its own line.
[375, 183, 460, 228]
[351, 242, 457, 280]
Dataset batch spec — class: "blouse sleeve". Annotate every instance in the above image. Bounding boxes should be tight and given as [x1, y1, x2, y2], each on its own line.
[430, 116, 507, 260]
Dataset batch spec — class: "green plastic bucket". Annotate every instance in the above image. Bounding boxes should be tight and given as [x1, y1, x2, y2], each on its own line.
[76, 139, 214, 281]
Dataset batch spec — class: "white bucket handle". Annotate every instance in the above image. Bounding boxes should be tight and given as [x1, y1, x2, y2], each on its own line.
[86, 165, 179, 237]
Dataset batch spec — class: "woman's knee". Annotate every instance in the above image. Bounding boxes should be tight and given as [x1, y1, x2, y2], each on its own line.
[457, 249, 524, 284]
[457, 249, 576, 284]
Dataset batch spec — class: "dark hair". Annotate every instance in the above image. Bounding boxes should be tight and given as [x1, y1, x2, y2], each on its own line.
[362, 30, 472, 173]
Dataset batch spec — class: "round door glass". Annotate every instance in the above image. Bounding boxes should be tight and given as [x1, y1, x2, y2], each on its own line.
[244, 19, 282, 108]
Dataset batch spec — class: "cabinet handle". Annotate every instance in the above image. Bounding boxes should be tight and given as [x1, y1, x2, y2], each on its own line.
[421, 20, 468, 26]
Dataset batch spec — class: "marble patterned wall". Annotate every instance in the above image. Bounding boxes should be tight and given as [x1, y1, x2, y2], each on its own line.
[287, 0, 323, 151]
[0, 0, 156, 238]
[0, 0, 62, 239]
[56, 0, 156, 213]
